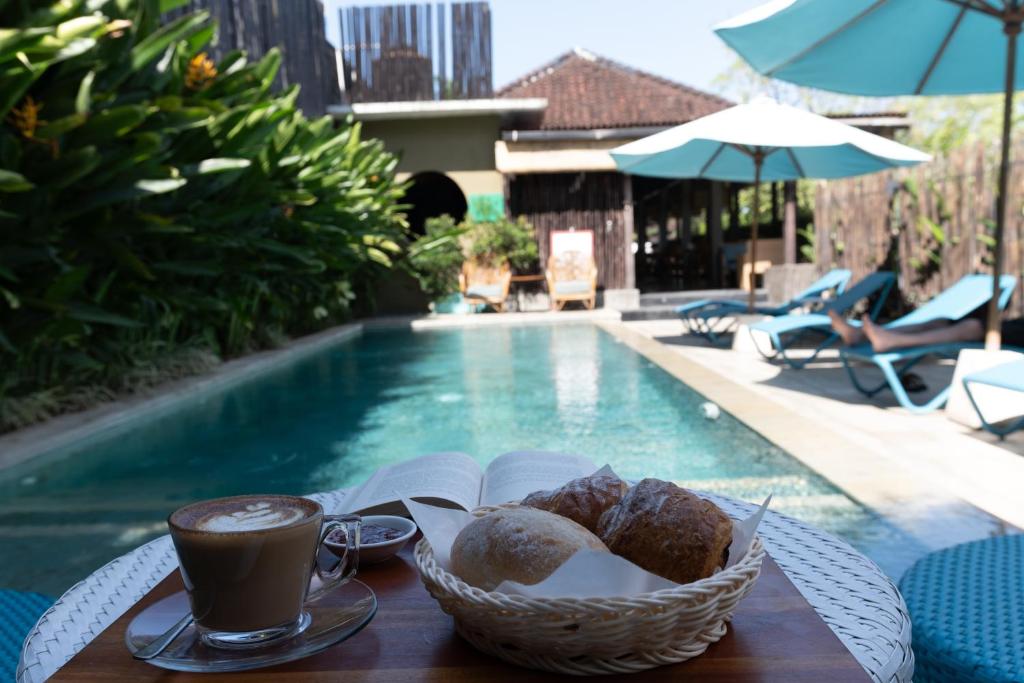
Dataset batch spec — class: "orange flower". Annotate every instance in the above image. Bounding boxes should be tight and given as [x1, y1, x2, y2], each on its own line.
[8, 96, 41, 138]
[185, 53, 217, 91]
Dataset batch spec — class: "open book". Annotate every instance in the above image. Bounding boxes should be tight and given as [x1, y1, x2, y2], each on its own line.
[340, 451, 598, 515]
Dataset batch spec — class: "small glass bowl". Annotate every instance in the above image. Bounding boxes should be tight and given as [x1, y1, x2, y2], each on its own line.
[325, 514, 417, 564]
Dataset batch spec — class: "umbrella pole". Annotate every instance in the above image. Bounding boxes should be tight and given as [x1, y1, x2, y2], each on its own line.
[988, 20, 1021, 350]
[748, 153, 763, 312]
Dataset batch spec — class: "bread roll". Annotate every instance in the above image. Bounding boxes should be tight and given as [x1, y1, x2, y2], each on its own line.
[522, 474, 630, 533]
[450, 507, 609, 591]
[597, 478, 732, 585]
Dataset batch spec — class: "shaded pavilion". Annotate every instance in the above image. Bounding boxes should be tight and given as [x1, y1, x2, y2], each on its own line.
[497, 48, 752, 295]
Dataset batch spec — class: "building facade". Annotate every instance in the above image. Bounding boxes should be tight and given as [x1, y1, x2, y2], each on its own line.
[329, 6, 910, 304]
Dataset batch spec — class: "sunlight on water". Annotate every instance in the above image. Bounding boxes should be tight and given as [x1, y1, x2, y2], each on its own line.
[0, 324, 926, 596]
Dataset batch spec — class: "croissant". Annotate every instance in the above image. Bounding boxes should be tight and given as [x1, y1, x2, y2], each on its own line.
[596, 478, 733, 585]
[522, 474, 630, 533]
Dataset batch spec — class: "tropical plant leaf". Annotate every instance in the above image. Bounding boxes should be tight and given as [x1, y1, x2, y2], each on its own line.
[0, 328, 15, 353]
[153, 260, 219, 276]
[0, 66, 39, 120]
[186, 157, 251, 175]
[134, 177, 186, 194]
[159, 0, 190, 12]
[0, 168, 34, 192]
[0, 27, 52, 62]
[185, 24, 215, 54]
[67, 303, 142, 327]
[0, 0, 407, 411]
[37, 145, 102, 188]
[55, 16, 106, 42]
[75, 69, 95, 114]
[34, 111, 88, 138]
[75, 104, 151, 141]
[44, 266, 91, 304]
[129, 11, 208, 71]
[104, 239, 155, 280]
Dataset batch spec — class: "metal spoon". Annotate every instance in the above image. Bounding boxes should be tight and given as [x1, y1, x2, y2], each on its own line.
[132, 612, 193, 660]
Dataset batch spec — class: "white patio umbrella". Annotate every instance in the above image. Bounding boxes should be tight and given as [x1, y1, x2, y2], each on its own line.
[715, 0, 1024, 347]
[611, 96, 930, 310]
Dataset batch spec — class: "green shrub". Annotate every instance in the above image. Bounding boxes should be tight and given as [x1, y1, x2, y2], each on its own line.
[405, 214, 539, 301]
[0, 0, 406, 424]
[407, 215, 468, 300]
[467, 216, 538, 271]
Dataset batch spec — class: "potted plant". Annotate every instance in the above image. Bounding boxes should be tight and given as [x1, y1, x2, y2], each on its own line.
[407, 215, 539, 313]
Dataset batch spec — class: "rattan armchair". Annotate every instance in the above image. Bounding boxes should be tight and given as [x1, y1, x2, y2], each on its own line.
[459, 260, 512, 312]
[546, 251, 597, 310]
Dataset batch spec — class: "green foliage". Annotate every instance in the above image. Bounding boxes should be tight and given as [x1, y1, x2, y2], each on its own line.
[798, 224, 816, 263]
[0, 0, 406, 420]
[466, 215, 538, 271]
[714, 57, 1024, 158]
[892, 178, 952, 283]
[713, 58, 877, 114]
[898, 94, 1024, 155]
[407, 214, 539, 300]
[407, 215, 467, 301]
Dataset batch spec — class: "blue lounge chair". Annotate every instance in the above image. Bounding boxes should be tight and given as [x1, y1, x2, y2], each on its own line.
[677, 268, 852, 344]
[748, 271, 896, 369]
[962, 359, 1024, 437]
[840, 274, 1017, 414]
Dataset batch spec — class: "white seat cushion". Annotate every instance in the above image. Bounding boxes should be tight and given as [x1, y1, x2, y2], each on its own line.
[553, 280, 592, 295]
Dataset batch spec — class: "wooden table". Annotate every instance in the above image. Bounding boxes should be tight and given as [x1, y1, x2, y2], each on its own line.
[54, 540, 872, 682]
[508, 273, 547, 312]
[510, 274, 546, 284]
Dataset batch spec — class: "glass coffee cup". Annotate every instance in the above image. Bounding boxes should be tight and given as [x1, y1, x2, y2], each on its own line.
[167, 494, 361, 649]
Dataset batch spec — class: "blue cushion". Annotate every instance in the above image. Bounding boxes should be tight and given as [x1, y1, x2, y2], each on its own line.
[899, 535, 1023, 683]
[465, 284, 503, 300]
[1, 589, 53, 682]
[553, 280, 592, 295]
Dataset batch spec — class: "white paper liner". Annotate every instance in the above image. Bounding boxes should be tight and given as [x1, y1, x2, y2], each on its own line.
[403, 466, 770, 599]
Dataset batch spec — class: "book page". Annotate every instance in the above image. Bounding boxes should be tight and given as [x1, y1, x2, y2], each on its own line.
[479, 451, 598, 506]
[340, 452, 483, 514]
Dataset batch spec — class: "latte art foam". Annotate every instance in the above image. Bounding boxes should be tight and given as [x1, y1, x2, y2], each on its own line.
[198, 501, 306, 532]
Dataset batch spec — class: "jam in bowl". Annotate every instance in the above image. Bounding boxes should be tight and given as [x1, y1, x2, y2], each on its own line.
[325, 514, 417, 564]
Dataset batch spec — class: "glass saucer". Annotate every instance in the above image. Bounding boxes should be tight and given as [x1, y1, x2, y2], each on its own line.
[125, 580, 377, 672]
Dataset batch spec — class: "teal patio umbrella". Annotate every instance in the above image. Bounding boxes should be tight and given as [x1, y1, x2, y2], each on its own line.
[716, 0, 1024, 347]
[611, 96, 929, 311]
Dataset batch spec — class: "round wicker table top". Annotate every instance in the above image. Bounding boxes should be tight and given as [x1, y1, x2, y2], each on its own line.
[16, 490, 913, 683]
[899, 534, 1023, 683]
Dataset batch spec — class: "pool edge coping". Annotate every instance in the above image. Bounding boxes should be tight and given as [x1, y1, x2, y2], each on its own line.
[0, 323, 363, 472]
[0, 309, 622, 473]
[596, 319, 1024, 532]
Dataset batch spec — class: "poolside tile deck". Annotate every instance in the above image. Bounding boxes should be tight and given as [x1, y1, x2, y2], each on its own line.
[605, 319, 1023, 555]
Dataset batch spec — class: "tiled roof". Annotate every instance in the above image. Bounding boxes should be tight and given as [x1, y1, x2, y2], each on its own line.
[497, 48, 733, 131]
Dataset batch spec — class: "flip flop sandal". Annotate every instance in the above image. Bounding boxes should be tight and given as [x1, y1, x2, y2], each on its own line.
[900, 372, 927, 394]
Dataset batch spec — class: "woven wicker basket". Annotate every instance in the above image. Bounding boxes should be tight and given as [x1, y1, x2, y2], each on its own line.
[414, 504, 766, 675]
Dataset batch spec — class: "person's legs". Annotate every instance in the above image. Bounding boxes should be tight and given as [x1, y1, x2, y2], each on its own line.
[827, 310, 866, 346]
[861, 316, 983, 353]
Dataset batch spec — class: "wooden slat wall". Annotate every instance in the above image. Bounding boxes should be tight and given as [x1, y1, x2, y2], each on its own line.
[451, 2, 492, 99]
[815, 140, 1024, 316]
[166, 0, 340, 115]
[509, 172, 628, 290]
[338, 2, 492, 103]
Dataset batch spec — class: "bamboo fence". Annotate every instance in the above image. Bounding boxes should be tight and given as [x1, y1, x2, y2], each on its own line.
[338, 2, 492, 103]
[815, 140, 1024, 316]
[167, 0, 341, 115]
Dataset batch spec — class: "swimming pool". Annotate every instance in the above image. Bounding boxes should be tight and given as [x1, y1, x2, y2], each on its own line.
[0, 323, 927, 597]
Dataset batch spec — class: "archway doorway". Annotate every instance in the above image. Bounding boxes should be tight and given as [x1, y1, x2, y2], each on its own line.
[404, 171, 468, 235]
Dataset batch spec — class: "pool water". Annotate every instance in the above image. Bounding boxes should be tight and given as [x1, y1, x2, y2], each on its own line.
[0, 324, 927, 597]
